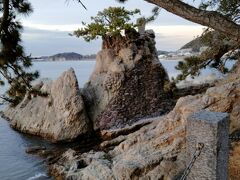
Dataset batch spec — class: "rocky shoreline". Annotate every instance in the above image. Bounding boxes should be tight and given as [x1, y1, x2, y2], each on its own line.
[47, 63, 240, 179]
[3, 29, 240, 179]
[18, 82, 213, 180]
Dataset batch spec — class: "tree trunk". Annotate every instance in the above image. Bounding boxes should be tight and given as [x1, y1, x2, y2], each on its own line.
[0, 0, 10, 32]
[144, 0, 240, 42]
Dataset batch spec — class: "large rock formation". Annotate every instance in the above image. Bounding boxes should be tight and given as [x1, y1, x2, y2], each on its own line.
[50, 63, 240, 179]
[2, 30, 174, 142]
[3, 68, 91, 142]
[82, 30, 173, 130]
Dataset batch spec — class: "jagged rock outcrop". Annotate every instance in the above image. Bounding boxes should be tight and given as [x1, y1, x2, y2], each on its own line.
[82, 30, 173, 130]
[50, 63, 240, 179]
[3, 68, 91, 142]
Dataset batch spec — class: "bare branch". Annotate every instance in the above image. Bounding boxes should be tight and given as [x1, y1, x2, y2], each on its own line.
[76, 0, 87, 10]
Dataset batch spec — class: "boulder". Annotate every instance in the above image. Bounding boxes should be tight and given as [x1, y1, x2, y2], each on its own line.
[82, 31, 173, 130]
[4, 68, 91, 142]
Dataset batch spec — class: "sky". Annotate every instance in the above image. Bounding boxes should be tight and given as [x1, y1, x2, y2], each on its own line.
[20, 0, 204, 56]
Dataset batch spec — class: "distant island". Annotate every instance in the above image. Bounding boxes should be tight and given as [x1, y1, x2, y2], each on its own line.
[32, 52, 96, 61]
[32, 37, 207, 62]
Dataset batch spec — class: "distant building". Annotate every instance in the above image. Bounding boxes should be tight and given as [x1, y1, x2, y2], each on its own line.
[158, 54, 167, 59]
[183, 52, 192, 56]
[177, 48, 193, 56]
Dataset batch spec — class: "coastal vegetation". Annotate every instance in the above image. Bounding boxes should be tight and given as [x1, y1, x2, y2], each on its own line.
[0, 0, 39, 105]
[73, 7, 141, 42]
[73, 6, 160, 51]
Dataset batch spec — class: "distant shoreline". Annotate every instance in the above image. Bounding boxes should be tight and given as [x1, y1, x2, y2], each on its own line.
[33, 57, 186, 62]
[32, 56, 187, 62]
[32, 59, 96, 62]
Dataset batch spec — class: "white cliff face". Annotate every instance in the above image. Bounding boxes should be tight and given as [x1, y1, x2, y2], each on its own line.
[4, 68, 91, 142]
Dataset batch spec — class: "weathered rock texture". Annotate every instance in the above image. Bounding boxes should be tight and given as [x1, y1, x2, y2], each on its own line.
[82, 30, 173, 130]
[50, 63, 240, 179]
[4, 68, 91, 142]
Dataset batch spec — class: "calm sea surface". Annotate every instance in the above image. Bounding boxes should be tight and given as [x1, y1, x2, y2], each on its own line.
[0, 60, 95, 180]
[0, 59, 233, 180]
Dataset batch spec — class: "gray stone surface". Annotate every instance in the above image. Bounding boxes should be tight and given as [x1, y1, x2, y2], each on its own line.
[187, 111, 229, 180]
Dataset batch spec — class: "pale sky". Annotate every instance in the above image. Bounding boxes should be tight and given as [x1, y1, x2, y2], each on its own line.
[20, 0, 204, 56]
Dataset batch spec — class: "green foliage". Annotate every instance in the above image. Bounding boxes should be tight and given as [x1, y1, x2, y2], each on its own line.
[175, 29, 239, 82]
[175, 56, 202, 81]
[0, 0, 39, 105]
[199, 0, 240, 23]
[73, 7, 141, 42]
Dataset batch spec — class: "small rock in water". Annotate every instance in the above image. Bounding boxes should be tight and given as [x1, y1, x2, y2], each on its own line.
[26, 146, 46, 154]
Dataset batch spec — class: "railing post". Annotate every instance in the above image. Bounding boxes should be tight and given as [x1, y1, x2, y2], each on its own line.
[186, 111, 229, 180]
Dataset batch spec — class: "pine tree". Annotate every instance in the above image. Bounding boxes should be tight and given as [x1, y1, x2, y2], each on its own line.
[175, 0, 240, 81]
[73, 6, 160, 53]
[0, 0, 39, 105]
[73, 7, 141, 42]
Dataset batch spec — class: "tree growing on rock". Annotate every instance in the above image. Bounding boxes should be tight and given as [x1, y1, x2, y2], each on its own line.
[73, 6, 160, 52]
[73, 7, 142, 50]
